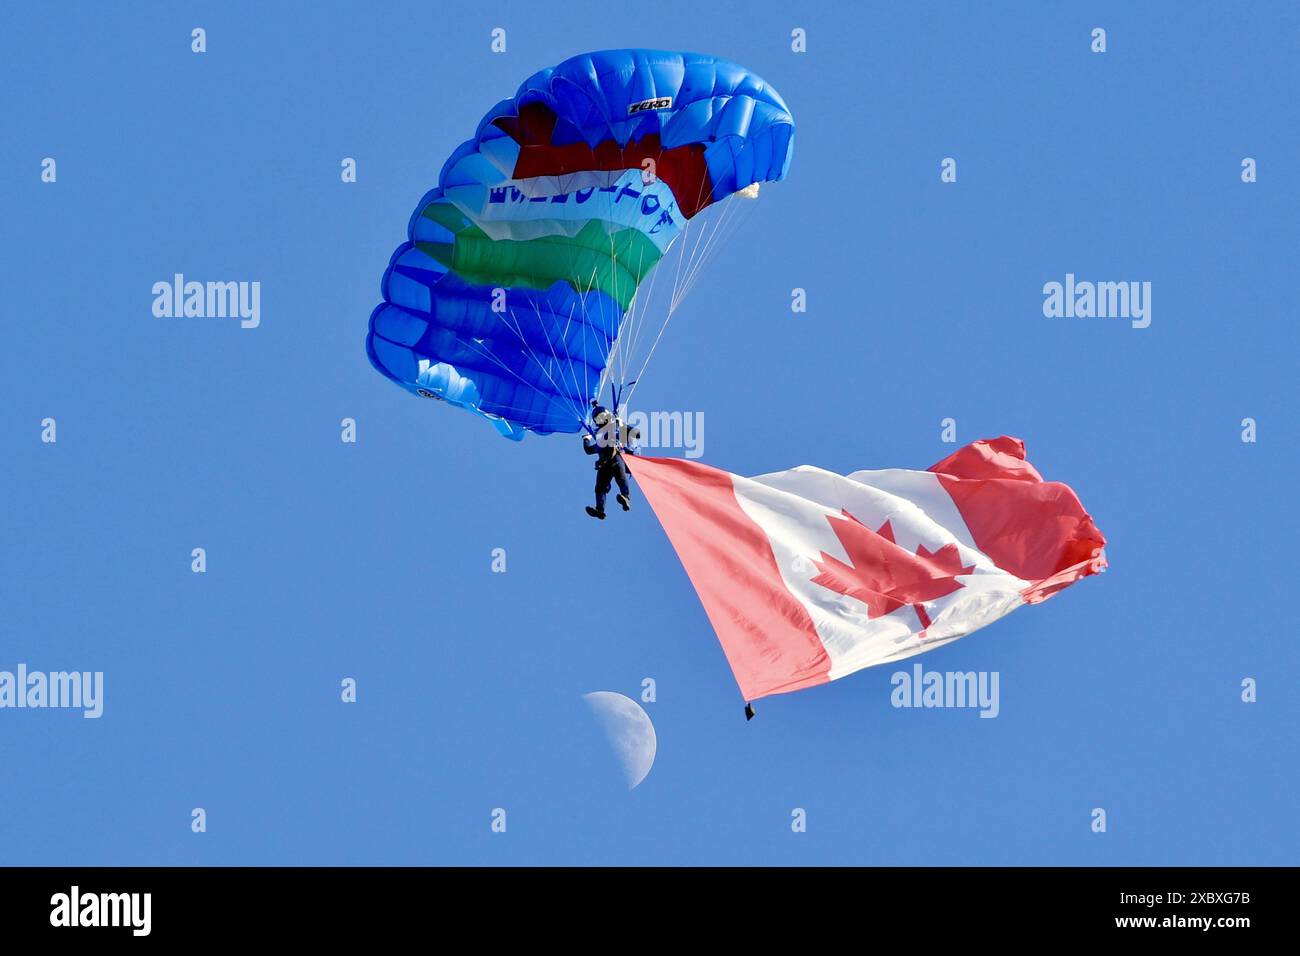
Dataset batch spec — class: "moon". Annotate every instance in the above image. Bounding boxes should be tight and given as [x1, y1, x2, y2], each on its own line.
[582, 692, 657, 789]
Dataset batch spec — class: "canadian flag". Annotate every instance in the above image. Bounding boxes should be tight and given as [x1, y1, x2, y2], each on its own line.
[630, 437, 1107, 702]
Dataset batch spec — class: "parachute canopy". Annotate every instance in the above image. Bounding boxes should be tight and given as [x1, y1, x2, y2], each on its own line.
[366, 49, 795, 439]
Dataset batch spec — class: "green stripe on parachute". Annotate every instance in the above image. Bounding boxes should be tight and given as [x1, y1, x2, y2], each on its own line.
[417, 209, 662, 311]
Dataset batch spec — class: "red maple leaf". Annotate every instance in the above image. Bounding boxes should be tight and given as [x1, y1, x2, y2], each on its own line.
[809, 510, 975, 632]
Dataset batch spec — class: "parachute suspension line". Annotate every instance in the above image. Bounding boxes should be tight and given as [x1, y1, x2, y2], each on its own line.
[469, 205, 603, 428]
[620, 215, 698, 409]
[574, 258, 612, 425]
[618, 189, 722, 412]
[590, 232, 623, 405]
[628, 221, 667, 375]
[609, 226, 626, 396]
[560, 254, 621, 425]
[611, 234, 656, 400]
[675, 191, 752, 307]
[523, 294, 586, 421]
[668, 204, 717, 310]
[684, 191, 750, 300]
[574, 296, 593, 426]
[523, 139, 623, 422]
[622, 197, 729, 408]
[597, 161, 706, 413]
[447, 290, 588, 428]
[623, 192, 755, 410]
[459, 338, 572, 429]
[500, 309, 579, 421]
[555, 299, 589, 417]
[526, 295, 587, 426]
[593, 214, 647, 408]
[618, 144, 634, 399]
[560, 155, 749, 422]
[619, 244, 696, 409]
[493, 304, 586, 427]
[552, 296, 592, 421]
[671, 192, 752, 314]
[572, 257, 616, 426]
[539, 154, 762, 426]
[621, 233, 647, 393]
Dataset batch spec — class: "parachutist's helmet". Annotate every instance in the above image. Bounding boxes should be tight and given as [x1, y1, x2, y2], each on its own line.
[593, 409, 612, 427]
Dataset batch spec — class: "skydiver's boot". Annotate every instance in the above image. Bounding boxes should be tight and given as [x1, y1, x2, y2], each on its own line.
[616, 493, 630, 512]
[586, 506, 606, 520]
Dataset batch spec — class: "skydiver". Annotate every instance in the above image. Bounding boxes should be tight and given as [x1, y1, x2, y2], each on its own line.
[584, 406, 639, 519]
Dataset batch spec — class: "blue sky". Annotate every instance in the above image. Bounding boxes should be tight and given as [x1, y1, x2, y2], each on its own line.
[2, 2, 1296, 865]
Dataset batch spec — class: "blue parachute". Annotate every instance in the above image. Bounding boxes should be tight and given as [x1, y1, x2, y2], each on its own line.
[366, 49, 795, 439]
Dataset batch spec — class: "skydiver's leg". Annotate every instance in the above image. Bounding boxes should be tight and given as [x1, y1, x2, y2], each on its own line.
[594, 466, 613, 514]
[613, 459, 630, 511]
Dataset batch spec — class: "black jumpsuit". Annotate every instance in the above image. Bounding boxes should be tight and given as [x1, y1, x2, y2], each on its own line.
[584, 423, 632, 513]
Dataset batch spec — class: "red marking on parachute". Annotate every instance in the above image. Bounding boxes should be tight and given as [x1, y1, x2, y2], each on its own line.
[494, 103, 716, 218]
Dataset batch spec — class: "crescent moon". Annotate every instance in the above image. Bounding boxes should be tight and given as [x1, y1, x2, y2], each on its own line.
[582, 691, 657, 789]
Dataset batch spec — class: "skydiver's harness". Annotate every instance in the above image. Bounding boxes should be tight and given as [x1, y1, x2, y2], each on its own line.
[585, 426, 632, 470]
[584, 383, 638, 469]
